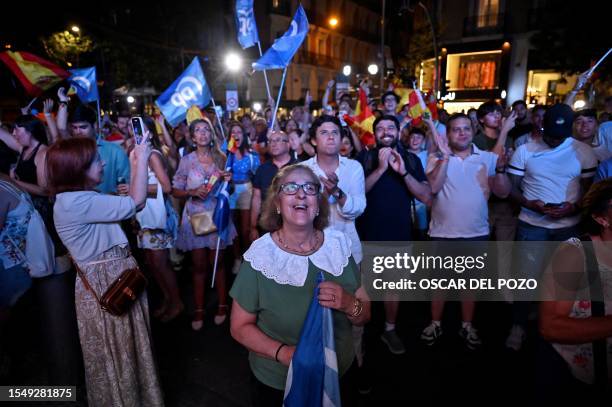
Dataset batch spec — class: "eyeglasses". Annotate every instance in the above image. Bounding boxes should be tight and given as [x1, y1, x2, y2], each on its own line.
[269, 138, 289, 144]
[278, 182, 320, 195]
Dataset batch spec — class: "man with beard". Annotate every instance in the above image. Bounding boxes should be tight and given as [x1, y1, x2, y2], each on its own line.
[421, 113, 510, 349]
[356, 114, 431, 355]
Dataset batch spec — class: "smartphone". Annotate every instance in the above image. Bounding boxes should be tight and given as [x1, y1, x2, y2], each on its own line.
[131, 116, 145, 144]
[544, 203, 563, 208]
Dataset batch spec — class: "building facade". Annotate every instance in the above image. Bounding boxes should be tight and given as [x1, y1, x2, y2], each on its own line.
[415, 0, 579, 113]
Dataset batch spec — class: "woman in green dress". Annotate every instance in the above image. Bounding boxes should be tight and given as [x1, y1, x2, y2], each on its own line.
[230, 164, 370, 406]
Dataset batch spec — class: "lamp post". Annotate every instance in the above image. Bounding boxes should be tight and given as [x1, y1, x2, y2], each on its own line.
[418, 2, 439, 95]
[380, 0, 386, 92]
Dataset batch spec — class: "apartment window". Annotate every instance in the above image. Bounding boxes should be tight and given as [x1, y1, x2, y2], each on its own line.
[476, 0, 499, 27]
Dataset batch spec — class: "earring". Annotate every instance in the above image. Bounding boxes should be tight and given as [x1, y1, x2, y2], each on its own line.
[276, 208, 281, 214]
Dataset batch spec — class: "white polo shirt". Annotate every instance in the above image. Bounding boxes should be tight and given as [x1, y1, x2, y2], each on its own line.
[426, 144, 498, 238]
[508, 137, 597, 229]
[302, 155, 366, 263]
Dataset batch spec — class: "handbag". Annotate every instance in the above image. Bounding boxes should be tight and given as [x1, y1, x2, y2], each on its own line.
[135, 173, 167, 230]
[187, 198, 217, 236]
[74, 260, 147, 317]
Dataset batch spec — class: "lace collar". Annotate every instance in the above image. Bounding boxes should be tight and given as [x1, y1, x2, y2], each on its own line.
[243, 228, 352, 287]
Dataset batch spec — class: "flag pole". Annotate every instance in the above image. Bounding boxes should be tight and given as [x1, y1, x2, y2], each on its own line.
[588, 47, 612, 76]
[257, 42, 273, 101]
[211, 235, 222, 288]
[270, 66, 288, 131]
[210, 96, 226, 140]
[96, 99, 102, 133]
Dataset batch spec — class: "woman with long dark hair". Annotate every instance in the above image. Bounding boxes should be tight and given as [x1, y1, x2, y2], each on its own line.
[227, 121, 260, 274]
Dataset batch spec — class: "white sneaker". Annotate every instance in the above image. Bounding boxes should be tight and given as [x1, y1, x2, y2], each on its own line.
[459, 325, 482, 350]
[505, 325, 526, 351]
[420, 322, 443, 346]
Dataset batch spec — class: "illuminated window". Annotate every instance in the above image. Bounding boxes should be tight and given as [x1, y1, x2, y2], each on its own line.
[476, 0, 499, 27]
[446, 51, 501, 90]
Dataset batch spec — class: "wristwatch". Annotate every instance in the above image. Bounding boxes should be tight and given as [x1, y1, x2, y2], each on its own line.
[332, 187, 345, 200]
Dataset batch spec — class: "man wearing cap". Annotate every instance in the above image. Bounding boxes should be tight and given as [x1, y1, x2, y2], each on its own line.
[505, 104, 598, 351]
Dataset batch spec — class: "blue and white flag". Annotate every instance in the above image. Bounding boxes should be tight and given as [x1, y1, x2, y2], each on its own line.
[212, 154, 235, 244]
[283, 272, 341, 407]
[235, 0, 259, 49]
[252, 4, 309, 71]
[155, 57, 211, 126]
[68, 67, 98, 103]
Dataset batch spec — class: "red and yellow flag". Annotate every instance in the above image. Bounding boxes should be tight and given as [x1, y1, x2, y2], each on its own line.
[227, 135, 238, 154]
[0, 51, 69, 96]
[344, 88, 376, 147]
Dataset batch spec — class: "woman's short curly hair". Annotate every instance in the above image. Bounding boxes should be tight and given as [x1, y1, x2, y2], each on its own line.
[259, 164, 330, 232]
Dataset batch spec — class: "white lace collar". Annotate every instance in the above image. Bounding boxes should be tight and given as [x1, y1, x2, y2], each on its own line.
[243, 228, 352, 287]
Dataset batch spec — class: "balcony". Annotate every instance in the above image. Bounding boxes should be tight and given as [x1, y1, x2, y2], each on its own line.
[295, 51, 343, 70]
[463, 13, 505, 37]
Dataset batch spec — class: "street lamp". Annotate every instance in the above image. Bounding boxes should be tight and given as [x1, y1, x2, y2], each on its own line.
[328, 17, 339, 28]
[253, 102, 262, 112]
[127, 96, 135, 104]
[368, 64, 379, 75]
[225, 52, 242, 72]
[71, 25, 80, 33]
[342, 65, 351, 76]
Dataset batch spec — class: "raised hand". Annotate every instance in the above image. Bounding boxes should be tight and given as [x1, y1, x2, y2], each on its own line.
[43, 99, 54, 115]
[388, 149, 406, 175]
[57, 87, 70, 103]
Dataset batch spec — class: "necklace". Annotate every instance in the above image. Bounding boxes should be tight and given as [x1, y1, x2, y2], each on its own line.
[276, 230, 321, 255]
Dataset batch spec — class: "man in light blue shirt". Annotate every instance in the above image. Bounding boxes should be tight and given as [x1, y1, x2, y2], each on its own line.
[59, 103, 130, 194]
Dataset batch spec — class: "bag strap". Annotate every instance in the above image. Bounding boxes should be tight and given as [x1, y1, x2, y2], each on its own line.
[579, 235, 608, 388]
[71, 259, 102, 305]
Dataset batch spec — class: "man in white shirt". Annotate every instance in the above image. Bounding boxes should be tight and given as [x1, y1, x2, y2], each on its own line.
[302, 115, 366, 263]
[505, 103, 598, 351]
[422, 112, 511, 350]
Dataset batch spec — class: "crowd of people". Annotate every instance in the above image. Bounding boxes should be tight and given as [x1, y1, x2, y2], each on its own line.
[1, 70, 611, 405]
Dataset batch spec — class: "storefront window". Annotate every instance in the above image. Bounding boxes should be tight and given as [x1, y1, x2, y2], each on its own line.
[446, 51, 501, 90]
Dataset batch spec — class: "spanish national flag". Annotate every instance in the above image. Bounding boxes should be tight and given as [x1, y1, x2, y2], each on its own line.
[0, 51, 69, 96]
[344, 87, 376, 147]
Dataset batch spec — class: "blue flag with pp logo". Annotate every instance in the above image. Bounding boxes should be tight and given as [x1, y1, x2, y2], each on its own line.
[283, 272, 341, 407]
[155, 57, 211, 126]
[68, 67, 98, 103]
[235, 0, 259, 49]
[252, 4, 309, 70]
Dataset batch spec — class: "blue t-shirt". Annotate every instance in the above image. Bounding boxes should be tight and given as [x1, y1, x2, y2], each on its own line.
[595, 157, 612, 182]
[97, 139, 130, 194]
[232, 152, 260, 183]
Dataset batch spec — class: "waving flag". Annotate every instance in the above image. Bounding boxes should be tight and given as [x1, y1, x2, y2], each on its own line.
[235, 0, 259, 49]
[283, 272, 341, 407]
[393, 86, 433, 126]
[0, 51, 69, 96]
[252, 5, 309, 70]
[344, 87, 376, 147]
[68, 67, 98, 103]
[156, 57, 211, 126]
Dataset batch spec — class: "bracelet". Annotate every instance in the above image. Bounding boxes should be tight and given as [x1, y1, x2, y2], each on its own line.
[275, 343, 286, 362]
[59, 101, 68, 106]
[350, 298, 363, 318]
[401, 171, 409, 178]
[495, 167, 506, 174]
